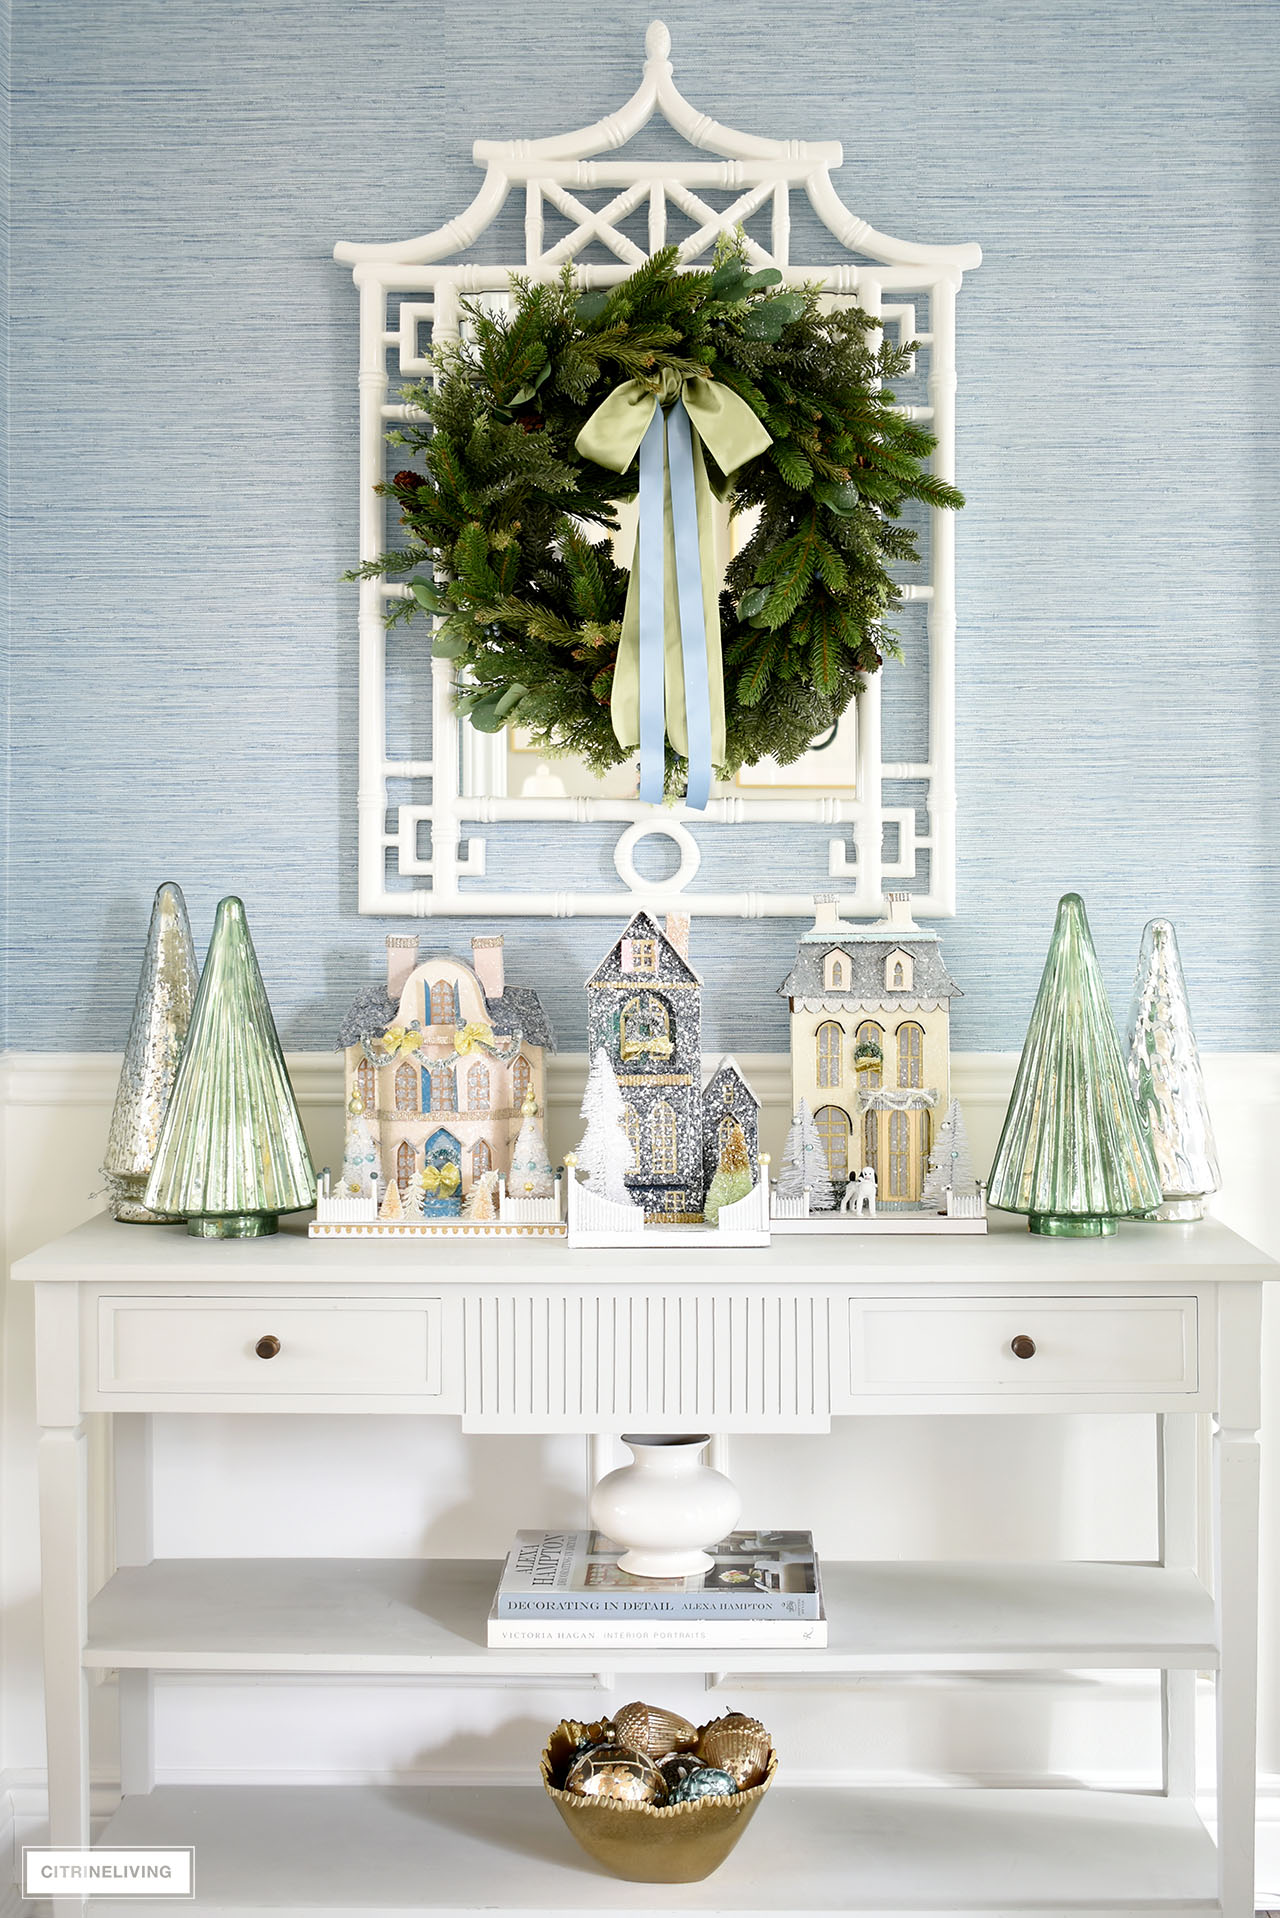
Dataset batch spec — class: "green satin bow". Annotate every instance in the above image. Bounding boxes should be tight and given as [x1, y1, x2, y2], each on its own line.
[574, 367, 772, 782]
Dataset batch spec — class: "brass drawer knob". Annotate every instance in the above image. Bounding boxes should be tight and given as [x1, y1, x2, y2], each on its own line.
[255, 1335, 281, 1360]
[1010, 1334, 1037, 1360]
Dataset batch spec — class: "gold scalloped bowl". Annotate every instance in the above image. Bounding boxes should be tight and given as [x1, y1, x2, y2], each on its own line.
[540, 1717, 777, 1883]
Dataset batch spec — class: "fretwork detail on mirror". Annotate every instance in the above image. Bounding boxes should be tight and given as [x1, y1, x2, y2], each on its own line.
[335, 21, 979, 920]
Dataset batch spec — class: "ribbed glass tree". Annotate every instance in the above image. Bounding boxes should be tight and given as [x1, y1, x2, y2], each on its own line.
[987, 893, 1160, 1235]
[103, 881, 199, 1223]
[145, 897, 316, 1237]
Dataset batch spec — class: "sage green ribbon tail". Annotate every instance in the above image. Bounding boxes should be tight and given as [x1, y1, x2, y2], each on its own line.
[574, 368, 773, 786]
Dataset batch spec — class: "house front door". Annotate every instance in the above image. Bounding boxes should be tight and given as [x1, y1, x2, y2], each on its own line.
[421, 1128, 463, 1217]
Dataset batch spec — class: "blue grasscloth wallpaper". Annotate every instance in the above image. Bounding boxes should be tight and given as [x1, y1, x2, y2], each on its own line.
[4, 0, 1278, 1053]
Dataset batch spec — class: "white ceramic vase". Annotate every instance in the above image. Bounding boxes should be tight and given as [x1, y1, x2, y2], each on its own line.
[589, 1433, 741, 1578]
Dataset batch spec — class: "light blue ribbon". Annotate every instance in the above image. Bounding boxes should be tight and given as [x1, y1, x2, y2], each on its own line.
[636, 406, 666, 805]
[635, 403, 714, 809]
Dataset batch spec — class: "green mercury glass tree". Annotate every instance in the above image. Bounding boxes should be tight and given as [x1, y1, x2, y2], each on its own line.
[144, 897, 316, 1237]
[987, 893, 1161, 1236]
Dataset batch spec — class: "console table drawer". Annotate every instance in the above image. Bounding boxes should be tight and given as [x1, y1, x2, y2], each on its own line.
[849, 1296, 1199, 1397]
[96, 1298, 446, 1397]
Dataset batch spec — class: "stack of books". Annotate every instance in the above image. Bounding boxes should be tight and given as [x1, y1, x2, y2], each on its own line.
[487, 1529, 827, 1647]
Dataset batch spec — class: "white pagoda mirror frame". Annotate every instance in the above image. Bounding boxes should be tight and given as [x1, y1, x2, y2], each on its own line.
[335, 21, 980, 921]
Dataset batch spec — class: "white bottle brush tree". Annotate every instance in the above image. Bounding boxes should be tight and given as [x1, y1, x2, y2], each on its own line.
[921, 1098, 977, 1211]
[777, 1099, 835, 1210]
[508, 1091, 554, 1198]
[703, 1120, 753, 1225]
[403, 1167, 427, 1220]
[340, 1091, 381, 1198]
[573, 1050, 637, 1206]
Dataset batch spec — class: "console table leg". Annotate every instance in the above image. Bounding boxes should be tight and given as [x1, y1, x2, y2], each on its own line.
[1158, 1412, 1199, 1797]
[112, 1413, 156, 1797]
[38, 1424, 90, 1849]
[1214, 1285, 1263, 1918]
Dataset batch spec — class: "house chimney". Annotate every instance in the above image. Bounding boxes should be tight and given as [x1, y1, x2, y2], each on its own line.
[885, 891, 918, 932]
[664, 912, 691, 962]
[811, 893, 843, 934]
[385, 935, 420, 999]
[470, 934, 505, 1001]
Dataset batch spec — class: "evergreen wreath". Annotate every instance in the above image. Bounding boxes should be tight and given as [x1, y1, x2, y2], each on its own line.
[349, 244, 963, 792]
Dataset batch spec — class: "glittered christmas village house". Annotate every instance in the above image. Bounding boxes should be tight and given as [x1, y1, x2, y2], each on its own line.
[780, 894, 959, 1205]
[335, 934, 554, 1217]
[585, 911, 758, 1223]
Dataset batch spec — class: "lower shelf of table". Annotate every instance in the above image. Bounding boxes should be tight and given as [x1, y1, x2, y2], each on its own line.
[83, 1557, 1218, 1674]
[63, 1784, 1219, 1916]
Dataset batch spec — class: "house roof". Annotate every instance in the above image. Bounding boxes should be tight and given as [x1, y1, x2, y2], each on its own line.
[778, 936, 961, 1003]
[702, 1054, 761, 1107]
[336, 970, 556, 1052]
[335, 983, 398, 1050]
[585, 909, 702, 988]
[486, 984, 556, 1052]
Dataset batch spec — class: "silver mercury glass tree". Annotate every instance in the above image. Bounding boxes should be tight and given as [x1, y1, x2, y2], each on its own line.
[1125, 918, 1220, 1221]
[102, 882, 200, 1222]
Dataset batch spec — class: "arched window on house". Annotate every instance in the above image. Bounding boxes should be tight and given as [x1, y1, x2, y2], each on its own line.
[394, 1061, 418, 1115]
[884, 950, 914, 992]
[619, 994, 673, 1062]
[511, 1055, 532, 1110]
[897, 1022, 924, 1088]
[395, 1139, 417, 1192]
[430, 1064, 457, 1113]
[471, 1138, 493, 1181]
[429, 979, 458, 1028]
[650, 1101, 678, 1174]
[814, 1105, 851, 1187]
[854, 1021, 884, 1090]
[823, 949, 850, 992]
[355, 1058, 376, 1115]
[467, 1061, 491, 1112]
[816, 1020, 843, 1088]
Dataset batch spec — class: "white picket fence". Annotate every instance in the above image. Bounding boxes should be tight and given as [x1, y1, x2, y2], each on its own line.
[771, 1189, 810, 1220]
[497, 1175, 563, 1225]
[314, 1171, 379, 1224]
[565, 1167, 772, 1248]
[946, 1187, 986, 1219]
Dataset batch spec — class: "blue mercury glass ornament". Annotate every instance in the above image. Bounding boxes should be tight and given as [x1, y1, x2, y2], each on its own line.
[671, 1767, 737, 1802]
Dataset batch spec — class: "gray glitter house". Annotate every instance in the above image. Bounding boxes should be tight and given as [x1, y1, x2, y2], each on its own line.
[586, 912, 759, 1222]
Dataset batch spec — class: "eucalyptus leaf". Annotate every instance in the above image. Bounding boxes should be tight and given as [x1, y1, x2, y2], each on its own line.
[467, 696, 511, 734]
[428, 628, 469, 660]
[493, 681, 528, 719]
[410, 579, 443, 612]
[738, 586, 769, 622]
[740, 293, 806, 341]
[574, 290, 612, 326]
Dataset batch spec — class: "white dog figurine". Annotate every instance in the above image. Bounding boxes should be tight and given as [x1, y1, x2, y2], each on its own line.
[840, 1167, 877, 1216]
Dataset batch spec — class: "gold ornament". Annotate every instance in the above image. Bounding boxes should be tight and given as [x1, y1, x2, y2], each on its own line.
[613, 1701, 698, 1761]
[564, 1745, 663, 1805]
[696, 1715, 771, 1790]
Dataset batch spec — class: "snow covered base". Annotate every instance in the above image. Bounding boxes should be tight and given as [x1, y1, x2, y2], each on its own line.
[308, 1171, 566, 1238]
[565, 1170, 772, 1248]
[770, 1187, 988, 1235]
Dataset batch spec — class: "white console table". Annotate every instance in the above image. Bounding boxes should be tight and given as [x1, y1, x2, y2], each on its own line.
[15, 1210, 1275, 1917]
